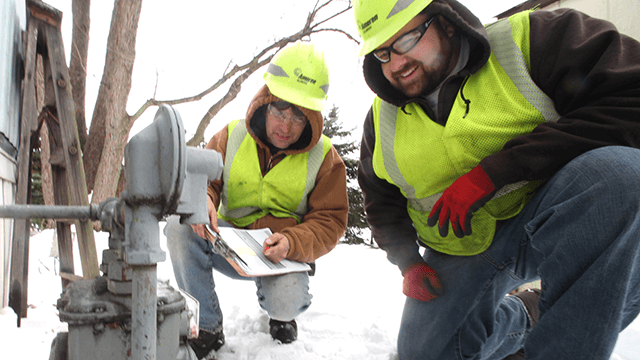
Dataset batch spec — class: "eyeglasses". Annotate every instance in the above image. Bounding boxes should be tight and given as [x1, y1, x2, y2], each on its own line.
[267, 101, 307, 125]
[373, 17, 436, 63]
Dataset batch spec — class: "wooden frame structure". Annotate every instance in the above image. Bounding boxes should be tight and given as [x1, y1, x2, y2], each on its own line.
[9, 0, 98, 324]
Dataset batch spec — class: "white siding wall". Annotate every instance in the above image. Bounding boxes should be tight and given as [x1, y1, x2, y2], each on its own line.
[0, 0, 23, 309]
[0, 150, 17, 308]
[542, 0, 640, 40]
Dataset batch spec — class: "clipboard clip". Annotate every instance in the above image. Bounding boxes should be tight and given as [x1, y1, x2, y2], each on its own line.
[204, 224, 249, 267]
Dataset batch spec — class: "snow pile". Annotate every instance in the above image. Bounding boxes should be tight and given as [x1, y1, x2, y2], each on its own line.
[1, 228, 638, 359]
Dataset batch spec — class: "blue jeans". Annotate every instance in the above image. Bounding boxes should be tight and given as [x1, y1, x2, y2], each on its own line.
[399, 146, 640, 360]
[165, 217, 312, 334]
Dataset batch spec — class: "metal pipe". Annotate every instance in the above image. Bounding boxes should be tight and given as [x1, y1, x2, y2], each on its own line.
[125, 204, 164, 360]
[131, 264, 157, 360]
[0, 204, 95, 219]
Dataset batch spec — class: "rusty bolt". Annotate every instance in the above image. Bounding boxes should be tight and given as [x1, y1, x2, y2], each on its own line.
[69, 146, 78, 155]
[57, 78, 67, 88]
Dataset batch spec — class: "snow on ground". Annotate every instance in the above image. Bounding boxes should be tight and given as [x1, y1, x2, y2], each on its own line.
[1, 227, 639, 359]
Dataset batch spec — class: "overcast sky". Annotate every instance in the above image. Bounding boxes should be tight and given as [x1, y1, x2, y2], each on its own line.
[40, 0, 525, 145]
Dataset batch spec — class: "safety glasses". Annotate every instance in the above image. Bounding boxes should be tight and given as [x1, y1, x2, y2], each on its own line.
[373, 17, 436, 63]
[267, 101, 307, 125]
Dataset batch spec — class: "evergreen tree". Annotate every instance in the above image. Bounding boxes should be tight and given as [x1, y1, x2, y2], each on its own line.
[322, 105, 369, 244]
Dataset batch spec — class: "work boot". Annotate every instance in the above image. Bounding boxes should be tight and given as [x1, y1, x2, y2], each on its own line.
[513, 288, 541, 327]
[188, 328, 225, 359]
[503, 289, 542, 360]
[269, 318, 297, 344]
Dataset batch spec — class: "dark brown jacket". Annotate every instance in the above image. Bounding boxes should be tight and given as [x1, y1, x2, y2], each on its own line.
[206, 85, 348, 263]
[358, 0, 640, 272]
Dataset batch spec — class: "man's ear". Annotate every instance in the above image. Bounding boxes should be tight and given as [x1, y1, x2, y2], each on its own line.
[437, 15, 457, 38]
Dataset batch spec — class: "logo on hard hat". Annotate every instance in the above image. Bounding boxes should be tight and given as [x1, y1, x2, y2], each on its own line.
[294, 68, 317, 85]
[359, 14, 379, 33]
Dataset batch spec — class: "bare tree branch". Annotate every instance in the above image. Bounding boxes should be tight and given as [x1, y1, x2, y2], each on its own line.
[129, 0, 355, 146]
[311, 4, 355, 33]
[187, 54, 275, 146]
[310, 28, 360, 43]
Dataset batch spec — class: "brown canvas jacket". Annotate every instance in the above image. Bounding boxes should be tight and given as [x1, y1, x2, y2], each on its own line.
[358, 0, 640, 272]
[205, 85, 348, 263]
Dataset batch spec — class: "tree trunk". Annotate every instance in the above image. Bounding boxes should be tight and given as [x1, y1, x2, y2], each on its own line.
[69, 0, 90, 156]
[85, 0, 142, 204]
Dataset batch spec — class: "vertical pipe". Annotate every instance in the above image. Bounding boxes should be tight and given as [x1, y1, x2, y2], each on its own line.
[131, 265, 157, 360]
[127, 205, 165, 360]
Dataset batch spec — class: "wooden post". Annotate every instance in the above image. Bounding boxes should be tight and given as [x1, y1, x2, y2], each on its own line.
[41, 19, 99, 281]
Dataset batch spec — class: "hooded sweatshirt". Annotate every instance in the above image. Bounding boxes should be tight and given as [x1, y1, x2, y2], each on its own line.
[358, 0, 640, 272]
[205, 85, 348, 263]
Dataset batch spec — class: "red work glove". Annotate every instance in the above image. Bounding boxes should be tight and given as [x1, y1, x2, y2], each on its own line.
[402, 262, 445, 302]
[427, 165, 496, 238]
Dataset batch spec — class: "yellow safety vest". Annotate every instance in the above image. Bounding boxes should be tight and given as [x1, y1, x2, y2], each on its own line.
[219, 119, 332, 227]
[372, 11, 560, 255]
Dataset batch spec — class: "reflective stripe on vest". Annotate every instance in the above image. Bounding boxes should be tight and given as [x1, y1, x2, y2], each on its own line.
[219, 120, 328, 224]
[379, 102, 442, 212]
[487, 17, 560, 125]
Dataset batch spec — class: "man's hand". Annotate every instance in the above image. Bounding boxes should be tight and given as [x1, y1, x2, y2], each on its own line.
[427, 165, 496, 238]
[191, 196, 219, 242]
[263, 233, 290, 264]
[402, 262, 444, 302]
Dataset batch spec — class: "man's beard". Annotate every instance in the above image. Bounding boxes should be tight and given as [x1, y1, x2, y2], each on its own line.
[390, 47, 454, 98]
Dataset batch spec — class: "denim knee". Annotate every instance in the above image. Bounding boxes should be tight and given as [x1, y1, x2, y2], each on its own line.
[256, 272, 312, 321]
[568, 146, 640, 191]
